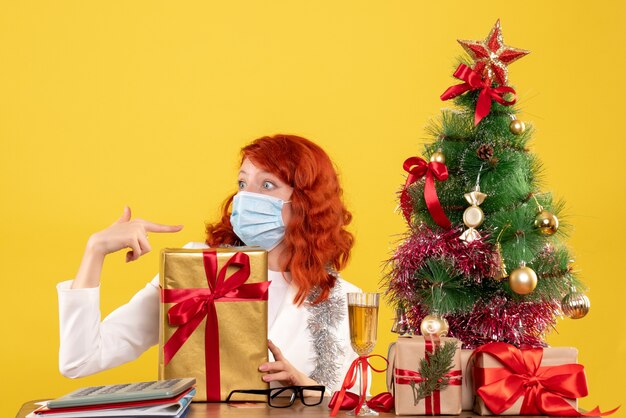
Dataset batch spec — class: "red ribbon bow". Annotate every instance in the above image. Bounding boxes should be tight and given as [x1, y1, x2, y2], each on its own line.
[329, 354, 388, 416]
[472, 342, 619, 417]
[328, 391, 394, 413]
[440, 63, 517, 126]
[400, 156, 451, 229]
[162, 251, 270, 401]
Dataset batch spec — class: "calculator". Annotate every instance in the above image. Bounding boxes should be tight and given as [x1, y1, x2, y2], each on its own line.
[47, 378, 196, 408]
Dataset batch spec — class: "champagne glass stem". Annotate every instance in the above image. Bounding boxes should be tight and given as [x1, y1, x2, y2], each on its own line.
[358, 362, 363, 410]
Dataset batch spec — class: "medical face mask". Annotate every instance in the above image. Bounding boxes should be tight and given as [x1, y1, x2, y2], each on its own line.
[230, 191, 291, 251]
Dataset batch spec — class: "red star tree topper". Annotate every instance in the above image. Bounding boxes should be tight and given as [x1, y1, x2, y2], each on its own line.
[458, 19, 529, 86]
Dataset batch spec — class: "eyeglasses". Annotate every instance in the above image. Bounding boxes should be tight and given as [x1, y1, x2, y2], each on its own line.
[226, 385, 325, 408]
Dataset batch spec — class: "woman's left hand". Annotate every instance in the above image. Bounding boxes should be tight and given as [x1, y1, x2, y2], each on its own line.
[259, 340, 318, 386]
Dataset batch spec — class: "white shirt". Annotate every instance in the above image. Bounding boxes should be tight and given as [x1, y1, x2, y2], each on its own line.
[57, 242, 362, 392]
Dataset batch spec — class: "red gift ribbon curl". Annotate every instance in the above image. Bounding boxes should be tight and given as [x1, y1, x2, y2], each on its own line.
[440, 63, 517, 126]
[400, 156, 451, 229]
[162, 251, 270, 401]
[472, 342, 619, 417]
[329, 354, 388, 416]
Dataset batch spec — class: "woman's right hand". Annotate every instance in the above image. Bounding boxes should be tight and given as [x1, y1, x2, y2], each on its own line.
[88, 206, 184, 262]
[72, 207, 183, 289]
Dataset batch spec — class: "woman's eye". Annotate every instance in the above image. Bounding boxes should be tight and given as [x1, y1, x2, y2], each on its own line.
[263, 181, 276, 190]
[238, 180, 245, 190]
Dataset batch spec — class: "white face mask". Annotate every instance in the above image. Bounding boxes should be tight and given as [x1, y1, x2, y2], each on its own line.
[230, 191, 291, 251]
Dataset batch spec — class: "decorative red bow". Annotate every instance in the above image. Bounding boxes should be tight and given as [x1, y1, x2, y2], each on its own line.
[400, 156, 451, 229]
[440, 63, 517, 126]
[472, 342, 619, 417]
[329, 355, 388, 416]
[162, 251, 270, 401]
[328, 391, 394, 413]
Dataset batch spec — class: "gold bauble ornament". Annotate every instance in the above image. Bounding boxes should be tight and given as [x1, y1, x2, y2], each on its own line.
[508, 263, 538, 295]
[430, 150, 446, 164]
[420, 314, 449, 337]
[509, 119, 526, 135]
[561, 291, 590, 319]
[534, 210, 559, 236]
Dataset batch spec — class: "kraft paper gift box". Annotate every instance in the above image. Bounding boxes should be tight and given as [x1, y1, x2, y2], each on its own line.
[460, 349, 474, 411]
[389, 335, 462, 415]
[472, 343, 580, 415]
[159, 247, 270, 401]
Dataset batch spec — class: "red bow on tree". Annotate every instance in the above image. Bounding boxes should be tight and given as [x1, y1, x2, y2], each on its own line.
[400, 156, 451, 229]
[440, 64, 516, 126]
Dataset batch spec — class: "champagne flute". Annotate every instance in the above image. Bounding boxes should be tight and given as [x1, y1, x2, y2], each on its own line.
[347, 292, 380, 417]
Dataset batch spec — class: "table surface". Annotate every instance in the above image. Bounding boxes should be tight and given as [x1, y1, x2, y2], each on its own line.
[15, 399, 594, 418]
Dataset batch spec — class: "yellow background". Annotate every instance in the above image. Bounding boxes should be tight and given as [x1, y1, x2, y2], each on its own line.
[1, 1, 624, 416]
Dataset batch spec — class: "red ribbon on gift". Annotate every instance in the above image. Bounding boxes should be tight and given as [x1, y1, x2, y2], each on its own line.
[329, 354, 388, 416]
[161, 251, 270, 401]
[440, 64, 517, 126]
[472, 342, 619, 417]
[393, 338, 461, 415]
[400, 156, 451, 229]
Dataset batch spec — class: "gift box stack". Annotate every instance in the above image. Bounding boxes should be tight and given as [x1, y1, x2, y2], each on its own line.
[159, 247, 270, 402]
[382, 20, 616, 417]
[385, 336, 615, 416]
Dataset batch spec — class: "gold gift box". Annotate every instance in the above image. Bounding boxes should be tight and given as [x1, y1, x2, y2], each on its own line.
[159, 247, 269, 401]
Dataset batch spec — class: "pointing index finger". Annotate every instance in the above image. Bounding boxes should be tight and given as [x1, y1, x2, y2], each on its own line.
[142, 222, 184, 233]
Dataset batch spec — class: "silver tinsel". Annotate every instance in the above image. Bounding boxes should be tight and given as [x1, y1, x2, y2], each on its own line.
[306, 270, 345, 391]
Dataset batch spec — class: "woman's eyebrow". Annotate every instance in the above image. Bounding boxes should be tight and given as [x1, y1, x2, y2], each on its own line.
[256, 170, 277, 177]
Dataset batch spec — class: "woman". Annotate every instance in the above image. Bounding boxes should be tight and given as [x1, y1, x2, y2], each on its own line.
[58, 134, 361, 392]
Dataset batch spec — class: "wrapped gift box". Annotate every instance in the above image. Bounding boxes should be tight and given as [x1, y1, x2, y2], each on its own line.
[389, 335, 462, 415]
[472, 343, 580, 415]
[460, 349, 474, 411]
[159, 247, 270, 401]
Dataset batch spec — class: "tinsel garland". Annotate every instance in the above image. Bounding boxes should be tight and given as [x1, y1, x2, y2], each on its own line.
[385, 224, 559, 348]
[404, 297, 559, 348]
[307, 271, 346, 391]
[385, 224, 496, 299]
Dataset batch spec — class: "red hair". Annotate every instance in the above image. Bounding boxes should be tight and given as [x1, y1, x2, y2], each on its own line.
[205, 134, 354, 305]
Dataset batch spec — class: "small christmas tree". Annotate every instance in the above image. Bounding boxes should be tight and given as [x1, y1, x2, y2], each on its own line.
[385, 20, 590, 348]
